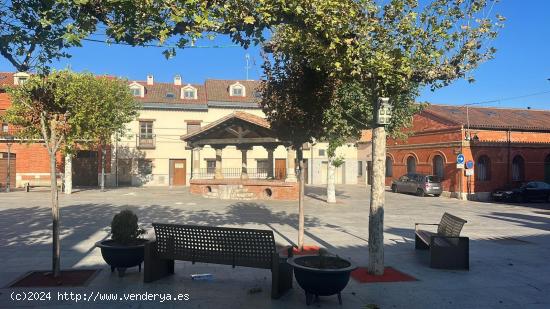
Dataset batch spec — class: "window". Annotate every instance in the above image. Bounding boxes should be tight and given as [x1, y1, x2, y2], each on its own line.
[1, 123, 8, 133]
[476, 155, 491, 181]
[165, 92, 176, 98]
[318, 149, 325, 157]
[229, 82, 246, 97]
[512, 155, 525, 181]
[406, 156, 417, 173]
[130, 87, 142, 97]
[182, 86, 197, 99]
[386, 157, 393, 177]
[17, 77, 27, 85]
[357, 161, 363, 177]
[206, 159, 216, 174]
[432, 155, 444, 179]
[257, 159, 269, 174]
[187, 122, 201, 134]
[139, 121, 153, 139]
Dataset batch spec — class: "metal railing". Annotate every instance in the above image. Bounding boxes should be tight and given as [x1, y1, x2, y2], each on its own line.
[192, 167, 286, 180]
[136, 134, 156, 149]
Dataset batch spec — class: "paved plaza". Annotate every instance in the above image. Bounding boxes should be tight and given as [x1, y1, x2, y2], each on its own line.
[0, 185, 549, 308]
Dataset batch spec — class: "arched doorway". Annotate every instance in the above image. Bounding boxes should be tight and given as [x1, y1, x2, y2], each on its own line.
[407, 156, 417, 174]
[386, 157, 393, 177]
[545, 154, 550, 184]
[432, 155, 444, 179]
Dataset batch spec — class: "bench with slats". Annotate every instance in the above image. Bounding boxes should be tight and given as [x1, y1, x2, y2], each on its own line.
[144, 223, 293, 299]
[415, 212, 469, 270]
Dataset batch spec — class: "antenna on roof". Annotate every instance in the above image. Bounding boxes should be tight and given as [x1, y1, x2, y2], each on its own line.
[245, 53, 251, 81]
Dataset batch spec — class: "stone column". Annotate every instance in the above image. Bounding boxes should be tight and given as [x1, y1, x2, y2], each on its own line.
[239, 147, 250, 180]
[214, 147, 224, 179]
[285, 146, 297, 182]
[266, 146, 275, 179]
[192, 147, 201, 179]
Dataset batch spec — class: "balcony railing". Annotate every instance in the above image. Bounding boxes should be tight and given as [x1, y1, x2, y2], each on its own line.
[192, 168, 287, 180]
[137, 134, 156, 149]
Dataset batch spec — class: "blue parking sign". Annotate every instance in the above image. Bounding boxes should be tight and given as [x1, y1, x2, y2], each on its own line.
[457, 154, 465, 164]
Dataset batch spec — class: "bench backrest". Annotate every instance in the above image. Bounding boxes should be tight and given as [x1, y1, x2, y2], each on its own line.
[437, 213, 467, 237]
[153, 223, 276, 269]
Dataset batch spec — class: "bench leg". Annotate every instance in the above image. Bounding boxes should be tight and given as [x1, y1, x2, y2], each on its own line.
[415, 234, 429, 250]
[271, 253, 293, 299]
[430, 237, 469, 270]
[144, 240, 175, 283]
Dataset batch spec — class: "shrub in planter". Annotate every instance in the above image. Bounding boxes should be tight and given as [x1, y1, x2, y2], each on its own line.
[96, 210, 147, 277]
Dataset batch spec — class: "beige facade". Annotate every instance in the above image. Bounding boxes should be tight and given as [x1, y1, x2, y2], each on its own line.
[106, 77, 360, 187]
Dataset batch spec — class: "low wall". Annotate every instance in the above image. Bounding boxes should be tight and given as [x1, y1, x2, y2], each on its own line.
[190, 179, 299, 201]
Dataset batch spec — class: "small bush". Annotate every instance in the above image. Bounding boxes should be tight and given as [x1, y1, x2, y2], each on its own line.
[111, 210, 145, 245]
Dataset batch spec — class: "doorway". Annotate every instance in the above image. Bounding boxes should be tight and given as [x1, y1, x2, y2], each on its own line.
[117, 159, 132, 186]
[275, 159, 286, 180]
[170, 159, 187, 186]
[302, 159, 309, 184]
[73, 150, 98, 187]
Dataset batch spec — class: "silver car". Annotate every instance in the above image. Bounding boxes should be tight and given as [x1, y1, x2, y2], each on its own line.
[391, 173, 442, 197]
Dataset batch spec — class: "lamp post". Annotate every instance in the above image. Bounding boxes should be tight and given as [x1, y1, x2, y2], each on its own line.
[5, 135, 14, 193]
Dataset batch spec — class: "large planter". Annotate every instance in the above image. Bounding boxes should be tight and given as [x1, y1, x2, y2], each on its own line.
[287, 255, 357, 305]
[96, 239, 148, 277]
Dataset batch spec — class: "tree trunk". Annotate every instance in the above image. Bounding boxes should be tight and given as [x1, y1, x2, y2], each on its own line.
[100, 145, 106, 191]
[49, 152, 61, 277]
[64, 152, 72, 194]
[368, 125, 386, 275]
[327, 156, 336, 203]
[297, 147, 305, 250]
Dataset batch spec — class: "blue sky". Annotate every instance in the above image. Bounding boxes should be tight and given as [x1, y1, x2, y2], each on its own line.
[1, 1, 549, 110]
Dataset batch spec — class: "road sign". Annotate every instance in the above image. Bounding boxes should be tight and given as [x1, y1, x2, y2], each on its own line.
[456, 163, 464, 169]
[465, 169, 474, 176]
[466, 160, 474, 169]
[457, 154, 465, 164]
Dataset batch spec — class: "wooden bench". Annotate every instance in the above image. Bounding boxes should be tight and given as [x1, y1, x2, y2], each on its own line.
[415, 212, 469, 270]
[24, 177, 64, 192]
[144, 223, 293, 299]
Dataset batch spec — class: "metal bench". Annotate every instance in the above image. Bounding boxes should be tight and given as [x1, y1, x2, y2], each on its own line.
[144, 223, 293, 299]
[415, 212, 469, 270]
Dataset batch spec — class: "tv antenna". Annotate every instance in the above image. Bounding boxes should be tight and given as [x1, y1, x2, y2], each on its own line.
[245, 53, 251, 80]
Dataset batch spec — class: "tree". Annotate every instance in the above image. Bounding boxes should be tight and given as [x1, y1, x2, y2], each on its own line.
[2, 70, 138, 277]
[0, 0, 99, 72]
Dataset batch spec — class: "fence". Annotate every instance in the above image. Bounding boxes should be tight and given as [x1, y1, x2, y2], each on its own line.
[191, 168, 286, 180]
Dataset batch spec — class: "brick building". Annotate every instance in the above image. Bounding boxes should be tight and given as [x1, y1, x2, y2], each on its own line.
[385, 105, 550, 200]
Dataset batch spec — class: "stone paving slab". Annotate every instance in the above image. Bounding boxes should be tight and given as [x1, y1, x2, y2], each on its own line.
[0, 185, 549, 308]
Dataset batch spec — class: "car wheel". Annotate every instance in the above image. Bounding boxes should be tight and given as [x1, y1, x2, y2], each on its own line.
[515, 195, 525, 203]
[391, 184, 397, 193]
[434, 194, 441, 197]
[416, 189, 425, 197]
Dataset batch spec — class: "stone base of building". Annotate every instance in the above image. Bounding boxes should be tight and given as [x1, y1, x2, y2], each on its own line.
[190, 179, 299, 200]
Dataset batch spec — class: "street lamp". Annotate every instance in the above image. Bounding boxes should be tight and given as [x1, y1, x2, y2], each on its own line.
[376, 97, 392, 125]
[5, 135, 14, 193]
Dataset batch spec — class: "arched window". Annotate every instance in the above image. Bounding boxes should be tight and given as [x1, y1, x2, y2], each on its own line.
[432, 155, 444, 179]
[512, 155, 525, 181]
[476, 155, 491, 181]
[406, 156, 417, 174]
[386, 157, 393, 177]
[545, 154, 550, 184]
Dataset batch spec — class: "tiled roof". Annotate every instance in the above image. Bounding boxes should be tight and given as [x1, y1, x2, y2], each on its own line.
[0, 72, 14, 87]
[181, 111, 270, 141]
[132, 82, 208, 104]
[358, 130, 372, 143]
[424, 104, 550, 131]
[204, 79, 261, 103]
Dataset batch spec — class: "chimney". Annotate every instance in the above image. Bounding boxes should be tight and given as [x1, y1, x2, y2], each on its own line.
[174, 74, 182, 86]
[146, 74, 154, 85]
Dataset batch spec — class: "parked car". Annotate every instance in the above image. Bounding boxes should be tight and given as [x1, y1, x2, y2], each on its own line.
[492, 181, 550, 203]
[391, 173, 442, 197]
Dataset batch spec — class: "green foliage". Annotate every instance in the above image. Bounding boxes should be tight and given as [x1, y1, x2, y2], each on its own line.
[111, 210, 145, 245]
[0, 0, 99, 72]
[331, 156, 345, 168]
[2, 70, 139, 154]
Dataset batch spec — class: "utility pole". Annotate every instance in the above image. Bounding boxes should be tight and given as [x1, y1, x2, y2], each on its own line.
[368, 98, 392, 275]
[245, 54, 251, 81]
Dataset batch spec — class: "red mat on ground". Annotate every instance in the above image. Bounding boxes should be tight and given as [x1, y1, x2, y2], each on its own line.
[351, 267, 417, 283]
[8, 270, 100, 287]
[278, 245, 320, 257]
